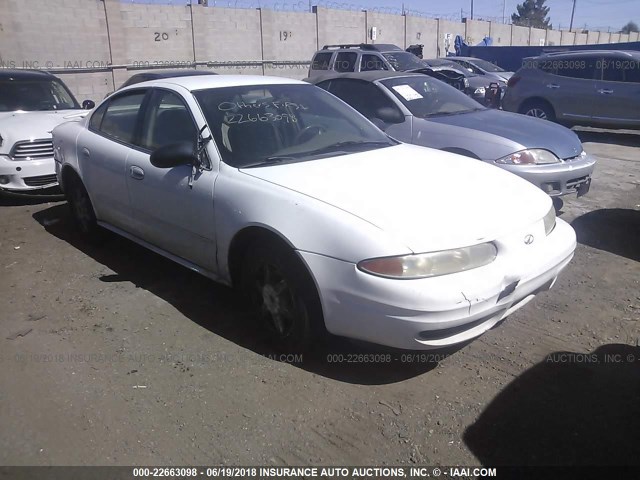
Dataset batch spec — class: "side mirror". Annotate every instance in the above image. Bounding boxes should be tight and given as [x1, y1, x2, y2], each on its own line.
[150, 142, 197, 168]
[82, 100, 95, 110]
[374, 107, 405, 125]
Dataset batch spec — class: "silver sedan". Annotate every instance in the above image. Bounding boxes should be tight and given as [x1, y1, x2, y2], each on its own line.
[310, 71, 596, 198]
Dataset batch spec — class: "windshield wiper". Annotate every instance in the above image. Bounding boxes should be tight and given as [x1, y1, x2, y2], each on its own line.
[302, 140, 393, 156]
[239, 156, 299, 168]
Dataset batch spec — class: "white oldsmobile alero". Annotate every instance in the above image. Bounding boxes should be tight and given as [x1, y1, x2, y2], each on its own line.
[52, 75, 577, 351]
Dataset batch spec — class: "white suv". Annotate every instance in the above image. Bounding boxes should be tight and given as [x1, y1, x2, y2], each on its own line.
[0, 69, 94, 193]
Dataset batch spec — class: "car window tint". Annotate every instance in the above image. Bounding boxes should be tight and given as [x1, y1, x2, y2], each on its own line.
[334, 52, 358, 72]
[554, 57, 599, 80]
[139, 90, 197, 151]
[311, 52, 333, 70]
[360, 54, 387, 72]
[99, 91, 146, 144]
[89, 102, 108, 130]
[602, 60, 640, 83]
[327, 80, 402, 120]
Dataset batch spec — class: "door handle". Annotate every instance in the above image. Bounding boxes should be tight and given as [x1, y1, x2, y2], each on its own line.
[546, 83, 560, 89]
[597, 88, 613, 94]
[130, 165, 144, 180]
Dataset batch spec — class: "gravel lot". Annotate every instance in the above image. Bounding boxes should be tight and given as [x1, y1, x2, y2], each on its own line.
[1, 127, 638, 467]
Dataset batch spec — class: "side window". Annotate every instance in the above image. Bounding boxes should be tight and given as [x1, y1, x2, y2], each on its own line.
[89, 102, 108, 131]
[98, 91, 147, 144]
[334, 52, 358, 73]
[602, 60, 640, 83]
[360, 54, 388, 72]
[327, 80, 402, 120]
[139, 90, 197, 151]
[555, 57, 599, 80]
[311, 52, 333, 71]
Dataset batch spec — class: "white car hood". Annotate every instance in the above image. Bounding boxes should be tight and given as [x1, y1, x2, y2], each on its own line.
[0, 110, 86, 155]
[241, 144, 552, 253]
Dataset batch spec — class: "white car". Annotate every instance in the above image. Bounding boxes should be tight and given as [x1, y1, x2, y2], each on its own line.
[0, 69, 94, 193]
[53, 75, 576, 351]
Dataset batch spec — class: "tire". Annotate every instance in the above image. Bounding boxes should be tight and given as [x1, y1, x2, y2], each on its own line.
[240, 240, 324, 353]
[66, 176, 103, 240]
[520, 100, 555, 122]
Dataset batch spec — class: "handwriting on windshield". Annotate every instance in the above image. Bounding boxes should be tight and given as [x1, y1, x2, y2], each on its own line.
[225, 112, 298, 124]
[218, 101, 308, 112]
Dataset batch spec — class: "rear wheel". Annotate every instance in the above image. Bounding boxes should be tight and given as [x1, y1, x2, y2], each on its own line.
[66, 176, 102, 240]
[520, 100, 555, 122]
[240, 240, 324, 352]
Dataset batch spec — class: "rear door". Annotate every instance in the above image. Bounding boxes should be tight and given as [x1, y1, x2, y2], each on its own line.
[593, 57, 640, 128]
[77, 89, 148, 229]
[539, 56, 599, 122]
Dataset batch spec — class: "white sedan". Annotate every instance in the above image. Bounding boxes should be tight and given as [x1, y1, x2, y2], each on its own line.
[53, 75, 576, 351]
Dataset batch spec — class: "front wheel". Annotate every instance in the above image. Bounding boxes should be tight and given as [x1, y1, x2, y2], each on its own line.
[240, 241, 324, 352]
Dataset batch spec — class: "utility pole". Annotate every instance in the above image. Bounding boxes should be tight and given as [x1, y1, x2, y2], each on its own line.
[569, 0, 577, 31]
[502, 0, 506, 24]
[471, 0, 474, 20]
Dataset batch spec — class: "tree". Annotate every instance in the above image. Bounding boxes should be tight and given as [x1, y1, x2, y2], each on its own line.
[511, 0, 552, 29]
[620, 21, 639, 33]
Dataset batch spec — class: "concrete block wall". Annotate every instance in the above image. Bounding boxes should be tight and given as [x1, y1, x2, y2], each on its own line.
[489, 23, 512, 46]
[511, 25, 530, 46]
[619, 33, 630, 43]
[437, 19, 465, 57]
[366, 12, 405, 49]
[464, 20, 490, 46]
[405, 16, 439, 58]
[630, 31, 640, 42]
[2, 0, 637, 102]
[561, 30, 576, 45]
[529, 28, 546, 46]
[314, 7, 365, 47]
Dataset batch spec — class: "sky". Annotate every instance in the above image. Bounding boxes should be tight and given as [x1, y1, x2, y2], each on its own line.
[134, 0, 640, 32]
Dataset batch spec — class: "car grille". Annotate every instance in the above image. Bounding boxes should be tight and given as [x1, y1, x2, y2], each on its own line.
[567, 175, 589, 190]
[10, 139, 54, 160]
[23, 174, 58, 187]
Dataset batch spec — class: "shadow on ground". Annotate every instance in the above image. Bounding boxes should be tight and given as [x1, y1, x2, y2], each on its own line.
[571, 208, 640, 262]
[32, 203, 448, 385]
[464, 343, 640, 466]
[574, 128, 640, 148]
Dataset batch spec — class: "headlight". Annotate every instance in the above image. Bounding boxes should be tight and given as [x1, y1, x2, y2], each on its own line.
[357, 243, 497, 279]
[495, 149, 560, 165]
[543, 205, 556, 235]
[474, 87, 485, 95]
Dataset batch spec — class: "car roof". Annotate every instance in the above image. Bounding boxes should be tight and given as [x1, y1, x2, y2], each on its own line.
[122, 74, 307, 92]
[531, 50, 640, 60]
[319, 43, 403, 53]
[307, 70, 426, 84]
[0, 69, 57, 80]
[120, 70, 218, 89]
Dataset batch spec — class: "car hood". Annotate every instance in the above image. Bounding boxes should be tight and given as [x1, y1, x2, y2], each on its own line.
[0, 110, 86, 155]
[493, 71, 513, 81]
[241, 144, 552, 253]
[426, 109, 583, 159]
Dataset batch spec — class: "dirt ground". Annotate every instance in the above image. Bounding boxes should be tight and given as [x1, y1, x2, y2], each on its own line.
[1, 127, 639, 468]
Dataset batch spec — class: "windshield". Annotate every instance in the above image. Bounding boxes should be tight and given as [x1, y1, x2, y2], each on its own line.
[381, 76, 485, 118]
[469, 58, 506, 72]
[382, 52, 426, 71]
[193, 84, 396, 168]
[424, 60, 475, 77]
[0, 79, 80, 112]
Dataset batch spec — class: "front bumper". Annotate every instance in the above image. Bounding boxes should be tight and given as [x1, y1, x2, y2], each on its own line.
[0, 155, 59, 192]
[299, 218, 576, 350]
[495, 154, 597, 197]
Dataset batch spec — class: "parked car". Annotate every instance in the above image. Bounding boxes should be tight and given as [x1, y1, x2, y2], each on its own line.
[448, 56, 514, 82]
[308, 43, 425, 78]
[310, 71, 595, 198]
[503, 50, 640, 128]
[0, 69, 94, 194]
[53, 75, 576, 351]
[118, 69, 218, 89]
[420, 58, 504, 105]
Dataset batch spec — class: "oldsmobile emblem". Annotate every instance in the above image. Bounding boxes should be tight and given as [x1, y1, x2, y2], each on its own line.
[524, 234, 535, 245]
